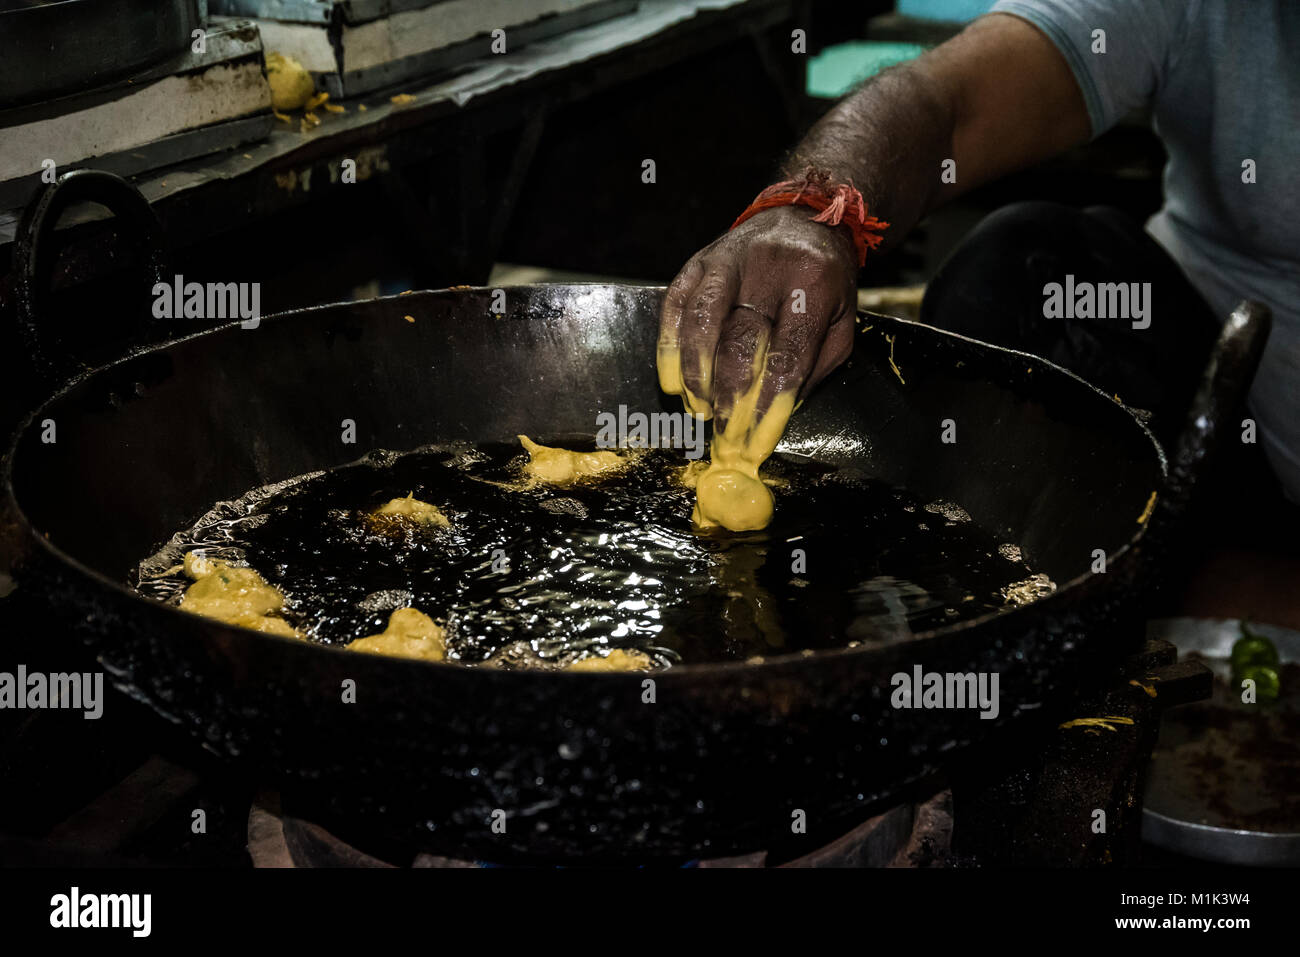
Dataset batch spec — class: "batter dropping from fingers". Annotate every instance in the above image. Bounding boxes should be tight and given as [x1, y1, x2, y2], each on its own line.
[691, 324, 795, 531]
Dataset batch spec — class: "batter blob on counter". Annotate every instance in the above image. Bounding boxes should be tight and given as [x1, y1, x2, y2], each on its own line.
[179, 552, 299, 637]
[518, 434, 626, 485]
[345, 607, 446, 662]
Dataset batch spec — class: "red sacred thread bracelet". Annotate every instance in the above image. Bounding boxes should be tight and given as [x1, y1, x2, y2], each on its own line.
[729, 167, 889, 267]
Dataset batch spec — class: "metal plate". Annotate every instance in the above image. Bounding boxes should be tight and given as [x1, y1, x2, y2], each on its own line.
[1142, 617, 1300, 865]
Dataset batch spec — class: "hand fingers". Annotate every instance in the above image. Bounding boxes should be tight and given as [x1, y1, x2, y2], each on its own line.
[656, 258, 703, 399]
[709, 293, 776, 437]
[674, 261, 742, 419]
[750, 282, 853, 428]
[799, 308, 855, 401]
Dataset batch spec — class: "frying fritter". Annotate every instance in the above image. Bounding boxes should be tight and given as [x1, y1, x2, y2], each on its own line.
[179, 551, 299, 638]
[346, 607, 446, 662]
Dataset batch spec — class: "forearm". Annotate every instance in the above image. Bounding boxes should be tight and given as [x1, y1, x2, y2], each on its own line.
[783, 61, 955, 253]
[780, 14, 1090, 254]
[656, 15, 1089, 465]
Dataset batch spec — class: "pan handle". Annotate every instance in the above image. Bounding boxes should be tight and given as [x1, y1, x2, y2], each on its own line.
[1148, 299, 1271, 546]
[13, 168, 168, 381]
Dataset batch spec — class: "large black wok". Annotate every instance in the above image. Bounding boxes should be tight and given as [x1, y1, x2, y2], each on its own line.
[1, 173, 1271, 862]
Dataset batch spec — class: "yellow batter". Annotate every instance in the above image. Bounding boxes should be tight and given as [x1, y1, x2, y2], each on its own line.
[693, 390, 796, 532]
[658, 337, 798, 531]
[179, 552, 299, 637]
[371, 492, 450, 526]
[264, 52, 315, 111]
[565, 648, 653, 672]
[518, 435, 626, 485]
[676, 460, 711, 489]
[345, 607, 446, 662]
[656, 343, 713, 419]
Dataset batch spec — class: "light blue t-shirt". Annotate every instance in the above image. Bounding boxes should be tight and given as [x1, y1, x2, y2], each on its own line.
[992, 0, 1300, 502]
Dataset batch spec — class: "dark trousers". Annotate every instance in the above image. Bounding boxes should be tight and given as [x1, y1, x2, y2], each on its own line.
[920, 201, 1219, 451]
[920, 200, 1298, 555]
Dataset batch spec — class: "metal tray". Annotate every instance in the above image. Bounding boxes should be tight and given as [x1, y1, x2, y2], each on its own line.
[1142, 617, 1300, 866]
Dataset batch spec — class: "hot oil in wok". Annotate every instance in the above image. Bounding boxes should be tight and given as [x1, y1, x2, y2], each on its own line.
[136, 440, 1048, 667]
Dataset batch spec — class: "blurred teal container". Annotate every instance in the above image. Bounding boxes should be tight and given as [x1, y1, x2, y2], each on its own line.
[807, 41, 926, 98]
[898, 0, 995, 21]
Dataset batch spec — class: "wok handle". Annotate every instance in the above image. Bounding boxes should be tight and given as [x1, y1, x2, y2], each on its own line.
[1152, 299, 1272, 535]
[13, 168, 168, 380]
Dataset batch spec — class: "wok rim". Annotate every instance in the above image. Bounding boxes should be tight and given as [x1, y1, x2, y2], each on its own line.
[2, 282, 1169, 679]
